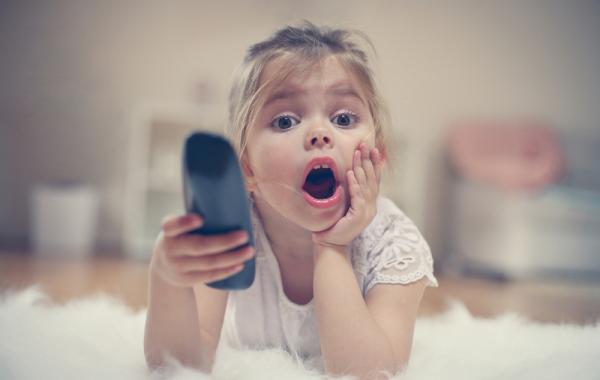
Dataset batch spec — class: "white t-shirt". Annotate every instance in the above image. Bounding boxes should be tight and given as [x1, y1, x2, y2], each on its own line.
[219, 196, 438, 365]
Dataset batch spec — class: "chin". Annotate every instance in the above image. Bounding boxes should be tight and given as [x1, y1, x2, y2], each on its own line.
[303, 203, 347, 232]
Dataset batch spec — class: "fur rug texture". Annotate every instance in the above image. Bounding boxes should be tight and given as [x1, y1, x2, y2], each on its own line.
[1, 286, 599, 380]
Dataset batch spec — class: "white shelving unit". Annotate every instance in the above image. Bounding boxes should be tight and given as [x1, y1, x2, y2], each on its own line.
[124, 102, 225, 260]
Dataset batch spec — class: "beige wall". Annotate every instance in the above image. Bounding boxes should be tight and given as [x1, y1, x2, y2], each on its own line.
[1, 0, 599, 255]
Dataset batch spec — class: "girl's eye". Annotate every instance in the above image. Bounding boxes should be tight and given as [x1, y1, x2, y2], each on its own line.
[270, 115, 299, 130]
[332, 112, 358, 127]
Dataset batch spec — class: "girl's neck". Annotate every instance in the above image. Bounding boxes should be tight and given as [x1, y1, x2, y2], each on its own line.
[251, 194, 315, 263]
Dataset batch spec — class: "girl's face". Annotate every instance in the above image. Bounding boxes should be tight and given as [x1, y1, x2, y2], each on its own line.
[244, 54, 378, 232]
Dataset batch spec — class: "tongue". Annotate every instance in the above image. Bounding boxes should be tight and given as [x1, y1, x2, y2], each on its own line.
[303, 176, 335, 199]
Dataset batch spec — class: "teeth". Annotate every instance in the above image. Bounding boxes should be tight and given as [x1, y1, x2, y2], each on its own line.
[312, 164, 330, 170]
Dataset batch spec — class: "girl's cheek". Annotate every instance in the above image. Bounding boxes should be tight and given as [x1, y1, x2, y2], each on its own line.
[255, 146, 290, 177]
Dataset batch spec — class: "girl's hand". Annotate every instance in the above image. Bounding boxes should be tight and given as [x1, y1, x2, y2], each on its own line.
[150, 214, 255, 288]
[312, 142, 383, 248]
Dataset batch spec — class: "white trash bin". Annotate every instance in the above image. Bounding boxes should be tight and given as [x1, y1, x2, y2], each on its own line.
[30, 182, 99, 257]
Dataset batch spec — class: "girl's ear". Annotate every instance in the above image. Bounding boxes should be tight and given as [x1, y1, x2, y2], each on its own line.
[241, 155, 258, 193]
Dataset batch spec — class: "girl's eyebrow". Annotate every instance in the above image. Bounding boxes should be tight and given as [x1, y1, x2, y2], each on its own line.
[263, 89, 304, 107]
[326, 84, 366, 105]
[263, 83, 365, 107]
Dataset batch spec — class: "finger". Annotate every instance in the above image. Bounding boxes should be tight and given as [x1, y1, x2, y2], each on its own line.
[171, 230, 249, 257]
[177, 245, 255, 273]
[347, 170, 365, 210]
[359, 142, 370, 160]
[361, 147, 377, 189]
[161, 214, 203, 238]
[371, 148, 383, 181]
[183, 263, 245, 285]
[353, 149, 367, 188]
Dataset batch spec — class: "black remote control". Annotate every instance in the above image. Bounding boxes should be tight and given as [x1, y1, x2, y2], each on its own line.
[182, 131, 255, 290]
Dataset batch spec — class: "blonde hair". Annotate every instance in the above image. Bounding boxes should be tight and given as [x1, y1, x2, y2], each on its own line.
[225, 21, 395, 173]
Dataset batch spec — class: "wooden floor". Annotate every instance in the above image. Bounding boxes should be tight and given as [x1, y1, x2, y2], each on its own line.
[1, 250, 600, 325]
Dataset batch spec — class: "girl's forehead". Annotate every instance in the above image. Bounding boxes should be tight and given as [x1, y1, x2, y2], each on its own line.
[259, 54, 366, 96]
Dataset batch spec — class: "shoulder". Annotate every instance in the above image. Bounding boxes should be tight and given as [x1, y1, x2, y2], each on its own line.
[350, 196, 439, 290]
[354, 196, 416, 249]
[350, 196, 410, 265]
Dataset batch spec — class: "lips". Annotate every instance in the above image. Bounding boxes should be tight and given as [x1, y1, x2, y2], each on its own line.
[301, 156, 343, 209]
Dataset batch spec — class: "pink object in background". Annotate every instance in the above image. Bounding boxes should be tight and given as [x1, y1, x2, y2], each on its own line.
[447, 121, 565, 192]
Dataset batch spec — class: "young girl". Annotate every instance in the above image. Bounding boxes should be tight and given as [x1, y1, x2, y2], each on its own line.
[144, 22, 438, 380]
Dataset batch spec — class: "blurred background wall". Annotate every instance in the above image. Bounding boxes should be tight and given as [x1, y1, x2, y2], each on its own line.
[1, 1, 599, 264]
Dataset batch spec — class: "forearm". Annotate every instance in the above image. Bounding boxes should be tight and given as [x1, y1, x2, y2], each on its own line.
[144, 269, 216, 372]
[313, 245, 398, 380]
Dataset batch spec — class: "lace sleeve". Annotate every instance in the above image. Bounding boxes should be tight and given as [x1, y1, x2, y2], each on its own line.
[358, 211, 439, 294]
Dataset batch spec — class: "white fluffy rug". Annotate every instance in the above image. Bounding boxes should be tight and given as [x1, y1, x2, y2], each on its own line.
[1, 287, 599, 380]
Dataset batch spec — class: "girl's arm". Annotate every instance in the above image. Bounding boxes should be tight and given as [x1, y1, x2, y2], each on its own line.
[144, 268, 228, 373]
[312, 144, 427, 378]
[144, 214, 252, 373]
[313, 245, 427, 380]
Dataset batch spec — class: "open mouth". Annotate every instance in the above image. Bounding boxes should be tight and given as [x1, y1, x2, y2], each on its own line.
[301, 156, 343, 209]
[302, 166, 337, 199]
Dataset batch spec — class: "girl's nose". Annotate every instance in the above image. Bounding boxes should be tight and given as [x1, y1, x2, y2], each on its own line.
[305, 127, 334, 150]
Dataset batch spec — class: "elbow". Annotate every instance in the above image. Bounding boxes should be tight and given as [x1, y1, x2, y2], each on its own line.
[144, 341, 215, 374]
[324, 351, 408, 380]
[326, 363, 404, 380]
[144, 352, 163, 372]
[325, 365, 398, 380]
[143, 341, 167, 372]
[144, 350, 215, 375]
